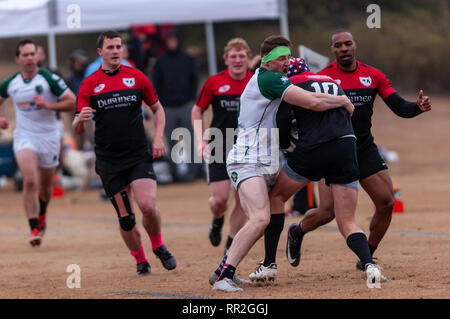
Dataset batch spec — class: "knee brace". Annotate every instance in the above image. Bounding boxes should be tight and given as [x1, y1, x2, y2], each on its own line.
[110, 191, 136, 231]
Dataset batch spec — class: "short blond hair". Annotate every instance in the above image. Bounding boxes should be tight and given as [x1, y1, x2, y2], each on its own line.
[223, 38, 251, 60]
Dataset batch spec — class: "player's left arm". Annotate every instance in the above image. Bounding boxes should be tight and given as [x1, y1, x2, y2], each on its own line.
[384, 90, 431, 118]
[376, 69, 431, 117]
[148, 100, 166, 159]
[141, 71, 166, 159]
[33, 89, 76, 112]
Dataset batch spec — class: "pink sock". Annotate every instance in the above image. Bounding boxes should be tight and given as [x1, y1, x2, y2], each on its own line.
[149, 233, 163, 250]
[130, 245, 148, 264]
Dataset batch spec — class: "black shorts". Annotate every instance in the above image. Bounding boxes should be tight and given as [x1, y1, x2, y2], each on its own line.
[207, 162, 229, 184]
[99, 159, 156, 197]
[357, 142, 388, 181]
[286, 137, 359, 186]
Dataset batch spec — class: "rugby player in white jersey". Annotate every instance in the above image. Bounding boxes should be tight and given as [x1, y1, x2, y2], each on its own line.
[0, 39, 76, 246]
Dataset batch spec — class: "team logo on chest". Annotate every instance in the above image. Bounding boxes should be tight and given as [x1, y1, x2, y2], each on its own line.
[35, 85, 43, 94]
[94, 83, 105, 93]
[122, 77, 135, 88]
[359, 76, 372, 87]
[218, 84, 231, 93]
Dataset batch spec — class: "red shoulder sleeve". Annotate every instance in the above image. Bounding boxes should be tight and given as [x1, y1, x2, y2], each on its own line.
[76, 79, 91, 114]
[372, 67, 396, 99]
[196, 77, 214, 110]
[138, 71, 158, 106]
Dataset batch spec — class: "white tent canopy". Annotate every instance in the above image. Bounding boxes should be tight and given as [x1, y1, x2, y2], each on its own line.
[0, 0, 50, 37]
[0, 0, 289, 73]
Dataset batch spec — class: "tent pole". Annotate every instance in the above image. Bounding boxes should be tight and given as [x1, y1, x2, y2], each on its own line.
[279, 0, 290, 39]
[48, 32, 58, 71]
[47, 0, 58, 70]
[205, 21, 217, 76]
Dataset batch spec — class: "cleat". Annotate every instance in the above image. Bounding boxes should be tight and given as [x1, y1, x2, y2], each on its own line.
[38, 214, 46, 236]
[136, 261, 151, 276]
[356, 258, 386, 281]
[209, 225, 222, 247]
[365, 263, 387, 284]
[153, 244, 176, 270]
[249, 262, 277, 282]
[286, 223, 302, 267]
[209, 271, 250, 286]
[212, 277, 243, 292]
[29, 228, 42, 247]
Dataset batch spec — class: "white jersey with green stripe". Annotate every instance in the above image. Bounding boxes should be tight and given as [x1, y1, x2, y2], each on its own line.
[227, 67, 292, 169]
[0, 69, 69, 135]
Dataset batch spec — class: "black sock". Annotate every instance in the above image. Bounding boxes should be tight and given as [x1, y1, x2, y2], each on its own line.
[292, 222, 306, 239]
[218, 263, 235, 281]
[39, 198, 48, 216]
[212, 217, 224, 230]
[346, 233, 374, 269]
[225, 236, 233, 250]
[28, 218, 39, 231]
[215, 254, 228, 275]
[263, 213, 285, 266]
[368, 244, 377, 257]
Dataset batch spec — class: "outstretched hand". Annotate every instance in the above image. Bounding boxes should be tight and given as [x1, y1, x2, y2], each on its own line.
[417, 90, 431, 112]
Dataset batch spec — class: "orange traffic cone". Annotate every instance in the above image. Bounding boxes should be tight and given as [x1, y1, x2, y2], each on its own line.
[52, 173, 65, 198]
[392, 186, 404, 213]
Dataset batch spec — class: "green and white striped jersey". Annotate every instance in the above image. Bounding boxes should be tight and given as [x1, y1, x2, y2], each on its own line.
[0, 69, 69, 135]
[227, 67, 292, 167]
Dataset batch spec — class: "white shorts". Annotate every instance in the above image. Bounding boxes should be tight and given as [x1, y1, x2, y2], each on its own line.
[13, 130, 61, 168]
[226, 153, 286, 191]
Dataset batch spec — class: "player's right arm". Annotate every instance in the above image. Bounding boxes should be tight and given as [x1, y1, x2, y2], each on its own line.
[0, 81, 10, 129]
[191, 104, 209, 159]
[284, 85, 354, 116]
[72, 81, 95, 135]
[191, 77, 214, 159]
[0, 97, 9, 129]
[72, 106, 95, 135]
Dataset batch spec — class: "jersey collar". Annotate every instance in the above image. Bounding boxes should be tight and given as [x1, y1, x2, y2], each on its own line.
[333, 59, 359, 73]
[102, 65, 121, 76]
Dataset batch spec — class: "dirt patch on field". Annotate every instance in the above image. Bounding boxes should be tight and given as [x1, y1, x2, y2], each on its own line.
[0, 95, 449, 299]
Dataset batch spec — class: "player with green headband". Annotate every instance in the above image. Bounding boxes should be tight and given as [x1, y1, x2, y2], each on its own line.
[210, 35, 355, 292]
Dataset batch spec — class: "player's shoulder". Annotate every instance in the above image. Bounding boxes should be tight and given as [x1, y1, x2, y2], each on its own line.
[318, 63, 334, 73]
[82, 67, 101, 83]
[318, 60, 338, 75]
[202, 70, 228, 88]
[210, 70, 227, 80]
[121, 64, 142, 74]
[358, 61, 386, 77]
[258, 67, 288, 81]
[0, 72, 20, 98]
[37, 68, 63, 82]
[121, 65, 150, 82]
[291, 72, 336, 84]
[0, 72, 20, 88]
